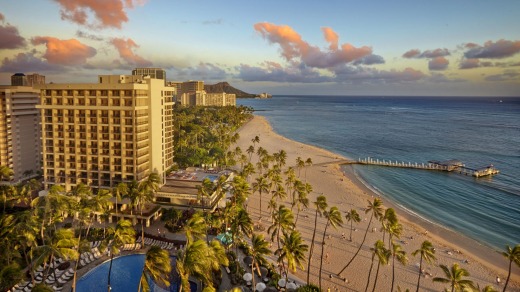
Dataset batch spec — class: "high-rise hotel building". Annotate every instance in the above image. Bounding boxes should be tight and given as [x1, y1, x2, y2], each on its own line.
[0, 86, 41, 183]
[37, 75, 175, 191]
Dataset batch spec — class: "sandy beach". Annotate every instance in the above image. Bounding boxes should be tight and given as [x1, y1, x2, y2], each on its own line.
[236, 115, 519, 292]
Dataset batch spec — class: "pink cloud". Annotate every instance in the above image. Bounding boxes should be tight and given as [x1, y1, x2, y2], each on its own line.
[110, 37, 152, 66]
[322, 27, 339, 51]
[403, 49, 420, 58]
[0, 14, 27, 49]
[429, 57, 449, 70]
[459, 58, 480, 69]
[464, 39, 520, 59]
[54, 0, 146, 29]
[0, 51, 65, 72]
[31, 36, 96, 65]
[254, 22, 379, 69]
[403, 48, 450, 59]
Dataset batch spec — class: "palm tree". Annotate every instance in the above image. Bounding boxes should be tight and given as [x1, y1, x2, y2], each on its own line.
[411, 240, 436, 292]
[112, 182, 128, 216]
[345, 208, 361, 241]
[364, 240, 389, 292]
[293, 182, 310, 227]
[231, 208, 253, 254]
[433, 263, 476, 292]
[176, 239, 228, 292]
[268, 205, 294, 253]
[296, 157, 305, 178]
[250, 233, 272, 291]
[391, 242, 408, 292]
[338, 198, 384, 277]
[184, 212, 207, 245]
[307, 195, 327, 284]
[319, 206, 343, 291]
[246, 145, 255, 162]
[501, 244, 520, 292]
[106, 219, 136, 292]
[304, 158, 313, 181]
[252, 176, 269, 220]
[136, 173, 160, 248]
[371, 240, 391, 292]
[34, 228, 79, 282]
[138, 246, 172, 292]
[277, 230, 308, 284]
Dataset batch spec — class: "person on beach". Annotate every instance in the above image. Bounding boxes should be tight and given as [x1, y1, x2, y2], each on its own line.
[496, 276, 501, 285]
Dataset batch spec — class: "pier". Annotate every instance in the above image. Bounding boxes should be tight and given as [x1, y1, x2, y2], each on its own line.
[340, 158, 499, 178]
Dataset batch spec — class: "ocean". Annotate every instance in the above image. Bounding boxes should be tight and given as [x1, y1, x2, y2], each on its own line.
[238, 95, 520, 251]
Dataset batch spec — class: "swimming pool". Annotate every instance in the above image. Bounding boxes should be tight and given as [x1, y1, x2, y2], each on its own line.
[77, 254, 197, 292]
[204, 175, 220, 182]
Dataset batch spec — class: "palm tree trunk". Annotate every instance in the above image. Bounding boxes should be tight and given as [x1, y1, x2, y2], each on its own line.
[141, 205, 145, 248]
[502, 260, 512, 292]
[251, 258, 256, 292]
[338, 213, 374, 276]
[71, 226, 84, 292]
[391, 255, 396, 292]
[306, 208, 319, 284]
[294, 206, 301, 227]
[415, 256, 423, 292]
[349, 220, 353, 241]
[319, 222, 330, 291]
[371, 261, 382, 292]
[258, 191, 262, 219]
[107, 252, 114, 292]
[364, 254, 375, 292]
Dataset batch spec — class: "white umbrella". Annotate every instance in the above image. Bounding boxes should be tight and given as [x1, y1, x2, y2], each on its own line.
[255, 282, 266, 292]
[243, 272, 253, 282]
[277, 278, 286, 288]
[286, 282, 297, 290]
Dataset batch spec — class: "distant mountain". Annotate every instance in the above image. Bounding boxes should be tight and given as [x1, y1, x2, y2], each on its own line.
[204, 82, 256, 98]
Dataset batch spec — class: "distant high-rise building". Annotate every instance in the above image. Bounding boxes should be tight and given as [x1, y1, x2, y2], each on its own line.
[27, 73, 45, 86]
[11, 73, 46, 86]
[11, 73, 28, 86]
[177, 91, 236, 107]
[37, 75, 175, 190]
[0, 86, 41, 183]
[132, 68, 166, 84]
[181, 80, 204, 94]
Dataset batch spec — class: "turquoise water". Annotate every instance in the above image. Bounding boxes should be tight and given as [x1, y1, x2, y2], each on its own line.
[238, 96, 520, 250]
[77, 254, 196, 292]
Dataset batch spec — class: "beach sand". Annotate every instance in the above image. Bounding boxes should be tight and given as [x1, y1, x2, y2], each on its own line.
[236, 115, 519, 292]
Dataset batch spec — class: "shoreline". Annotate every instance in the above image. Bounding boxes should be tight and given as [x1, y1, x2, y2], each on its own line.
[236, 115, 519, 291]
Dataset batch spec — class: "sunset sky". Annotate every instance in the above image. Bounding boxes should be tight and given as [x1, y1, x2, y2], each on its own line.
[1, 0, 519, 96]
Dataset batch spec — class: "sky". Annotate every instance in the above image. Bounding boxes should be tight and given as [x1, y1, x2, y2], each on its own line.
[1, 0, 519, 96]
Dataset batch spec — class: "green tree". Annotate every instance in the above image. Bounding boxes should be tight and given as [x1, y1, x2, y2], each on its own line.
[137, 172, 160, 248]
[293, 181, 310, 227]
[370, 240, 390, 292]
[112, 182, 128, 216]
[106, 219, 136, 292]
[252, 176, 269, 220]
[307, 195, 327, 284]
[345, 208, 361, 242]
[250, 233, 272, 291]
[411, 240, 436, 292]
[268, 205, 294, 253]
[138, 246, 172, 292]
[338, 198, 384, 277]
[0, 263, 22, 291]
[391, 242, 408, 292]
[184, 212, 207, 245]
[433, 263, 476, 292]
[319, 206, 343, 290]
[501, 244, 520, 292]
[34, 228, 79, 282]
[277, 230, 308, 285]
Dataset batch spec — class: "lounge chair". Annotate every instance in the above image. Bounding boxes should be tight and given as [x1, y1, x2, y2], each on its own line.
[53, 285, 63, 291]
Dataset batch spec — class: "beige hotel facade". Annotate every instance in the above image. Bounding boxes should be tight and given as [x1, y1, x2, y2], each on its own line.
[37, 75, 175, 191]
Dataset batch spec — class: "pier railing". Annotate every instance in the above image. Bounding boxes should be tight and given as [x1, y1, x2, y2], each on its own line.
[340, 157, 499, 178]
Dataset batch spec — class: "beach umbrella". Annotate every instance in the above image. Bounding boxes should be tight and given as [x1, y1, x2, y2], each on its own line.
[286, 282, 297, 291]
[259, 266, 269, 279]
[243, 272, 253, 282]
[216, 231, 233, 246]
[229, 287, 243, 292]
[255, 282, 266, 292]
[277, 278, 286, 288]
[243, 256, 253, 266]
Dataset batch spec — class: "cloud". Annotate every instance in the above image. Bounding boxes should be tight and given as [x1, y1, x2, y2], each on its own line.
[429, 57, 449, 70]
[76, 30, 104, 41]
[403, 48, 450, 59]
[202, 19, 223, 25]
[110, 37, 152, 66]
[173, 62, 229, 81]
[254, 22, 381, 69]
[459, 58, 494, 69]
[485, 70, 520, 82]
[464, 39, 520, 59]
[0, 51, 65, 72]
[0, 15, 27, 49]
[54, 0, 146, 29]
[333, 66, 426, 84]
[238, 61, 333, 83]
[31, 36, 96, 66]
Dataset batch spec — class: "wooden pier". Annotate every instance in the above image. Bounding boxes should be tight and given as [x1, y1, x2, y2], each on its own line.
[341, 158, 499, 178]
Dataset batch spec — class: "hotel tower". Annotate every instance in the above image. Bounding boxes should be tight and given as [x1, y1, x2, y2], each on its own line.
[37, 75, 175, 191]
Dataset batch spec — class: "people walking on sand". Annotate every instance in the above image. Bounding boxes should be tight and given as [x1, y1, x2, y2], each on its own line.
[496, 276, 501, 285]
